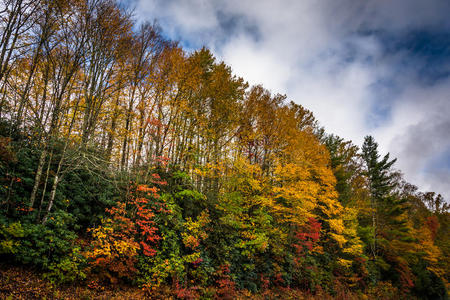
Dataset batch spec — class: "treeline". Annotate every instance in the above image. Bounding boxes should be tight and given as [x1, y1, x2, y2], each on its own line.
[0, 0, 448, 299]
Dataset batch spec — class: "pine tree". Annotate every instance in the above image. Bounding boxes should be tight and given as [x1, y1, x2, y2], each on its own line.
[362, 135, 397, 258]
[362, 136, 416, 289]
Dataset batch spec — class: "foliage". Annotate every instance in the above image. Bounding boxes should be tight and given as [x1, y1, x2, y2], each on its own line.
[0, 220, 24, 254]
[85, 183, 167, 283]
[84, 202, 140, 282]
[0, 0, 447, 297]
[0, 210, 87, 284]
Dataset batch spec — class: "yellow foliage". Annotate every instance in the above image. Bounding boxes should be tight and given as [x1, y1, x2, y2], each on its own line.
[415, 223, 446, 279]
[338, 258, 353, 268]
[331, 233, 347, 247]
[181, 210, 210, 250]
[329, 219, 345, 234]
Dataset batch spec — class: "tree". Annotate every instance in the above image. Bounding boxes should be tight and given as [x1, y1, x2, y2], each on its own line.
[361, 135, 397, 259]
[362, 136, 415, 291]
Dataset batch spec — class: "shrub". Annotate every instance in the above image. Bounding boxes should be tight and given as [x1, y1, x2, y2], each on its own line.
[15, 210, 86, 284]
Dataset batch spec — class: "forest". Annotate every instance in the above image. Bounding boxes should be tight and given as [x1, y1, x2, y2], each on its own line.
[0, 0, 448, 299]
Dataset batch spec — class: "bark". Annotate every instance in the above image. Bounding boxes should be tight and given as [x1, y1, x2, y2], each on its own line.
[29, 147, 46, 207]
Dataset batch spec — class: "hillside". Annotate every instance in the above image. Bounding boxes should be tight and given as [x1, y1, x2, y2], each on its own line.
[0, 0, 448, 299]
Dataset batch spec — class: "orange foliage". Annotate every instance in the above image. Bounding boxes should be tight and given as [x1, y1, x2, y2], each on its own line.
[85, 182, 168, 282]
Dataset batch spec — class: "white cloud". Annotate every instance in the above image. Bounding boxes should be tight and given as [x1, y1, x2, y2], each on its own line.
[374, 78, 450, 198]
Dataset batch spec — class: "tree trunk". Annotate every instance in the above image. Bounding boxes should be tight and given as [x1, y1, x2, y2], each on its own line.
[29, 148, 46, 207]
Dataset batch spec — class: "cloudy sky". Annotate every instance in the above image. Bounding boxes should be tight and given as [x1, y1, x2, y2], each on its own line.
[127, 0, 450, 200]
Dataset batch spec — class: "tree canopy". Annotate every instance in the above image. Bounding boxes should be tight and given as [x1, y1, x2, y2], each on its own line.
[0, 0, 448, 298]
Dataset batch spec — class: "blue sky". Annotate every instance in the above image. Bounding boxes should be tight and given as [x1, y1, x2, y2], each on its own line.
[126, 0, 450, 200]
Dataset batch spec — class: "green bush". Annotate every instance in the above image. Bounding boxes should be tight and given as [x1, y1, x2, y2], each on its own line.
[44, 246, 87, 284]
[0, 221, 25, 254]
[15, 210, 87, 284]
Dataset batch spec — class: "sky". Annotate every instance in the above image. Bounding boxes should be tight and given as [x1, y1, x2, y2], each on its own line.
[127, 0, 450, 200]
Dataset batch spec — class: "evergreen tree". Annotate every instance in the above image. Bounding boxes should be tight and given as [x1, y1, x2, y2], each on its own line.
[323, 134, 360, 206]
[362, 136, 415, 289]
[362, 136, 397, 258]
